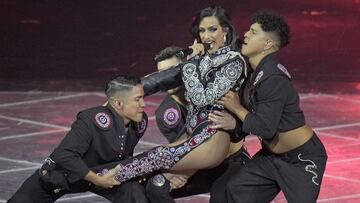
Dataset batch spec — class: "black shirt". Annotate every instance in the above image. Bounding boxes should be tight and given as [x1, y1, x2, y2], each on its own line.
[48, 104, 148, 183]
[243, 53, 305, 141]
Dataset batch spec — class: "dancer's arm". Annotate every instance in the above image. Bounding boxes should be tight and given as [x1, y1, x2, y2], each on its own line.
[50, 112, 94, 182]
[141, 65, 183, 96]
[219, 78, 289, 140]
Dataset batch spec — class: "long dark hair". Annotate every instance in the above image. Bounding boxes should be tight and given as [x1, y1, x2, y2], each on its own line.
[191, 6, 240, 51]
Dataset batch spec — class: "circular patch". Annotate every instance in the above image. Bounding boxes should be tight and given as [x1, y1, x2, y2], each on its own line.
[163, 107, 180, 128]
[94, 112, 112, 129]
[151, 174, 166, 187]
[137, 117, 147, 134]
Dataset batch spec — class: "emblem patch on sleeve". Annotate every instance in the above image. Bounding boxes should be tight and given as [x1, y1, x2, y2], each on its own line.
[94, 112, 112, 129]
[277, 64, 291, 79]
[137, 116, 147, 134]
[163, 107, 180, 128]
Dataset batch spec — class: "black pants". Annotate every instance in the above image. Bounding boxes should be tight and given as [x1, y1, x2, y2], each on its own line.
[146, 146, 250, 203]
[8, 170, 149, 203]
[226, 134, 327, 203]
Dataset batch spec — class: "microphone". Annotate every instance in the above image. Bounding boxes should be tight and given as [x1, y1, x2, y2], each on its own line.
[175, 43, 211, 58]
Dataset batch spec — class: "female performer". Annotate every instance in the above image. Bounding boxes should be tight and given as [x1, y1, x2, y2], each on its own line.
[100, 6, 248, 183]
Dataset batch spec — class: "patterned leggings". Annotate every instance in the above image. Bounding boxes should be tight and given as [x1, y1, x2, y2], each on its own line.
[101, 124, 217, 182]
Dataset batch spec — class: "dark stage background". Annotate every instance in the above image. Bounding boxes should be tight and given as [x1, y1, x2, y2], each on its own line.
[0, 0, 359, 92]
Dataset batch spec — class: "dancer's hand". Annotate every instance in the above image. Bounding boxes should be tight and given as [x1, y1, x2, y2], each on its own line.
[96, 169, 120, 188]
[187, 39, 206, 60]
[208, 110, 236, 130]
[217, 91, 242, 113]
[168, 174, 189, 189]
[85, 169, 120, 189]
[217, 91, 249, 121]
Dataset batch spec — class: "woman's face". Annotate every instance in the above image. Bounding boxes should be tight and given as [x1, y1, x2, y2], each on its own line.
[198, 16, 227, 54]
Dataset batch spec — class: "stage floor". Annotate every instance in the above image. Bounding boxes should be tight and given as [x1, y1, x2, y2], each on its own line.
[0, 90, 360, 202]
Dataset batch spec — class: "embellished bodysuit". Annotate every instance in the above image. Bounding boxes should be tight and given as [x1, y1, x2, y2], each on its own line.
[101, 46, 247, 182]
[183, 46, 246, 136]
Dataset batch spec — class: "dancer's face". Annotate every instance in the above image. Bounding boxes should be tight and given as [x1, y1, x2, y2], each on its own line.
[116, 85, 145, 123]
[157, 56, 182, 95]
[198, 16, 227, 54]
[241, 23, 268, 58]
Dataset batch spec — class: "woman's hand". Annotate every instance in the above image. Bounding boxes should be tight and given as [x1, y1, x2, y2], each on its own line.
[187, 40, 206, 60]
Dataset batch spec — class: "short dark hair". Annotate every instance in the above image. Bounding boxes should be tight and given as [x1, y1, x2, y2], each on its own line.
[191, 6, 240, 51]
[154, 46, 184, 63]
[251, 11, 291, 48]
[105, 75, 141, 99]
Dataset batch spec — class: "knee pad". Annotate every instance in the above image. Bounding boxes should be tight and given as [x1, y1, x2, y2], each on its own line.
[146, 174, 170, 193]
[146, 174, 175, 203]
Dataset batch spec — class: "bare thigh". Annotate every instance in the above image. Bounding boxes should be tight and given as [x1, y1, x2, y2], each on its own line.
[166, 131, 230, 171]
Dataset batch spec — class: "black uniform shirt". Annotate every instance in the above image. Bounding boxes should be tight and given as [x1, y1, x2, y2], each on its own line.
[155, 94, 187, 143]
[49, 104, 148, 183]
[243, 53, 305, 141]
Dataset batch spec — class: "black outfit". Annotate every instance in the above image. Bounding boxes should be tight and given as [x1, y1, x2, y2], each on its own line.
[226, 53, 327, 203]
[9, 105, 149, 203]
[146, 93, 250, 203]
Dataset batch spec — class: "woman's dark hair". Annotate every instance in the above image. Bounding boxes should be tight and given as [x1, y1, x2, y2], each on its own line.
[191, 6, 240, 51]
[251, 11, 291, 48]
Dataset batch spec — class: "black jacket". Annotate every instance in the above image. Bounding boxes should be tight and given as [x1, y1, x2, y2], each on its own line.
[243, 53, 305, 141]
[43, 104, 148, 183]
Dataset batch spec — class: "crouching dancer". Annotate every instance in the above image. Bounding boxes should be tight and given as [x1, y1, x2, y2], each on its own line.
[9, 76, 149, 203]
